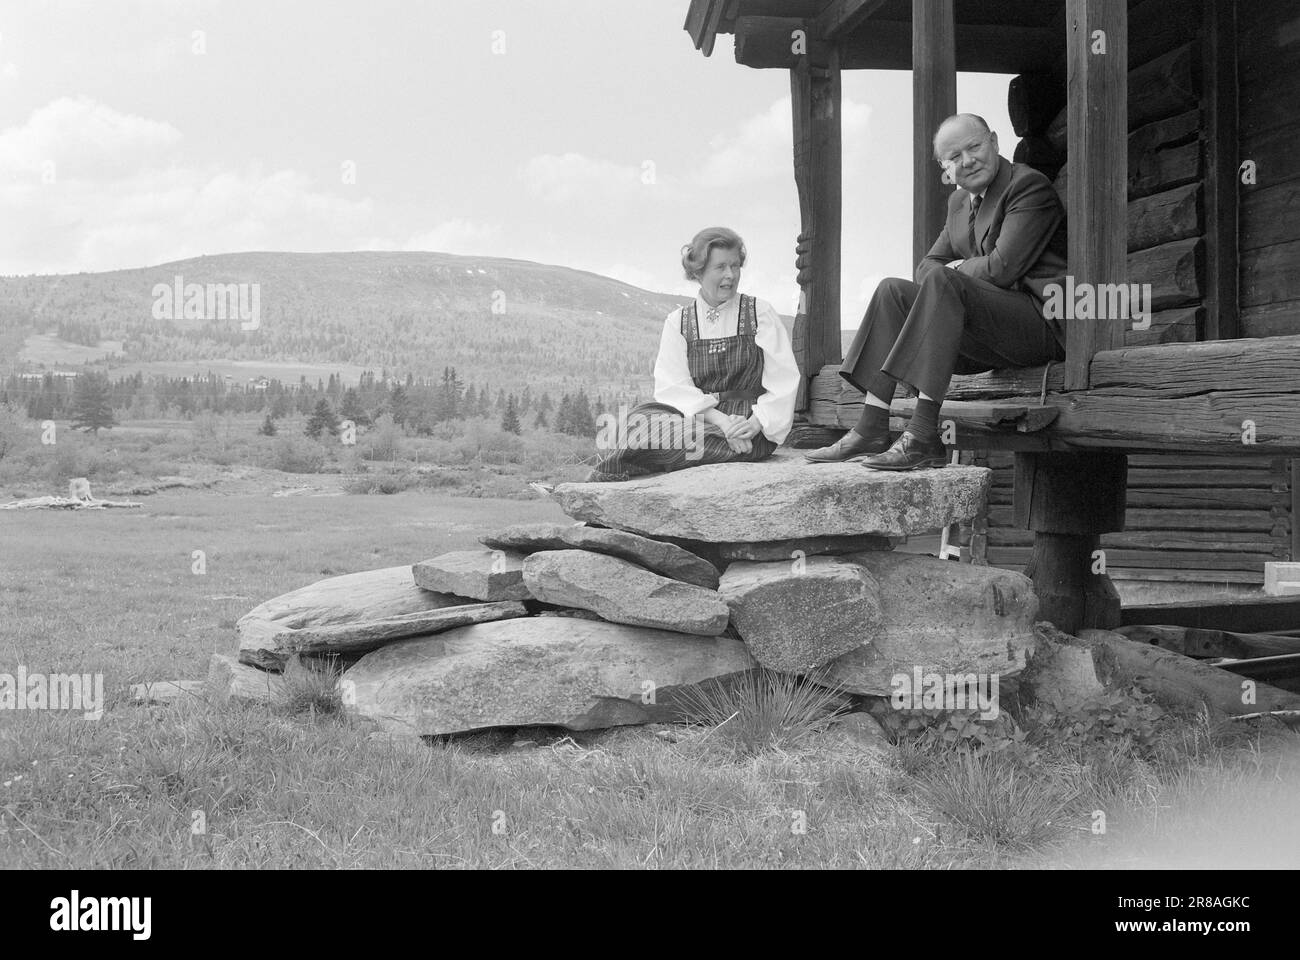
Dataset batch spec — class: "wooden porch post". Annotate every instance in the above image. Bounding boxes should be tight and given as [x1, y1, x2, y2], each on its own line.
[790, 46, 843, 411]
[1064, 0, 1128, 390]
[911, 0, 956, 269]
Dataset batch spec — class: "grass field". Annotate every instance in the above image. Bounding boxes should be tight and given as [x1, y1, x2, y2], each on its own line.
[2, 489, 1298, 869]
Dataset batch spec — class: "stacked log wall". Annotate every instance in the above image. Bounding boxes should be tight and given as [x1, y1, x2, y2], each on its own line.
[1239, 0, 1300, 338]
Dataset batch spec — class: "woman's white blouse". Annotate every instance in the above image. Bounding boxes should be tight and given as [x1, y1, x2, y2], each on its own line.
[652, 293, 800, 445]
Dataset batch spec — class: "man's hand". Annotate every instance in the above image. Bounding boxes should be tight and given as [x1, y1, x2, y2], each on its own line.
[946, 259, 965, 270]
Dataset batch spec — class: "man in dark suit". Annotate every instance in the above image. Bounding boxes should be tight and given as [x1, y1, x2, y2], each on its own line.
[806, 113, 1067, 470]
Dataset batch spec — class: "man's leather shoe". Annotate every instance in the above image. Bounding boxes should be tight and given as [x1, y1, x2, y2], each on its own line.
[860, 431, 947, 471]
[804, 429, 891, 463]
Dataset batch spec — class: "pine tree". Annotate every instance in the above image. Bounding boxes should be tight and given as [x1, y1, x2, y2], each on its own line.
[533, 408, 549, 430]
[339, 387, 369, 426]
[569, 390, 597, 437]
[70, 373, 117, 435]
[304, 399, 340, 439]
[501, 394, 522, 435]
[554, 394, 573, 434]
[270, 393, 290, 419]
[258, 413, 277, 436]
[388, 384, 411, 427]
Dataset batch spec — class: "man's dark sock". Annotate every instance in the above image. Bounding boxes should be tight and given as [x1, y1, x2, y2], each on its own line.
[853, 403, 890, 441]
[907, 396, 942, 442]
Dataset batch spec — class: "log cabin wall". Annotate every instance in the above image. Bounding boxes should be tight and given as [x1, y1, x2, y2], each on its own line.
[983, 0, 1292, 586]
[1238, 0, 1300, 337]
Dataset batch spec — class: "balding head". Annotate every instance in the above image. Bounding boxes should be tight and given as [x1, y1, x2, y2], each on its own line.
[933, 113, 1000, 194]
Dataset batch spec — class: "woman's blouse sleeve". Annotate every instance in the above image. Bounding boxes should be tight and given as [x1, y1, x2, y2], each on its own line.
[753, 298, 800, 445]
[653, 306, 719, 417]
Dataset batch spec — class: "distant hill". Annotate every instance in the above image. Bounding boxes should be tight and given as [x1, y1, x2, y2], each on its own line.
[0, 252, 696, 396]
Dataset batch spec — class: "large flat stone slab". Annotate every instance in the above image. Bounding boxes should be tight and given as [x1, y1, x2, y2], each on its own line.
[235, 565, 476, 670]
[341, 616, 756, 737]
[552, 448, 989, 542]
[823, 552, 1037, 694]
[522, 550, 730, 636]
[480, 522, 719, 588]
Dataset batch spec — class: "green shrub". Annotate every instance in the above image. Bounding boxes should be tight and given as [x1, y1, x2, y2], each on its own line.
[268, 435, 326, 473]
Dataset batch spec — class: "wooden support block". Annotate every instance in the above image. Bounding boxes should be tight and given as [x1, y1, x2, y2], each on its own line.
[1127, 183, 1201, 253]
[912, 0, 956, 268]
[1128, 237, 1203, 310]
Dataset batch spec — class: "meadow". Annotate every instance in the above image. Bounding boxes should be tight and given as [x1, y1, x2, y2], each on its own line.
[1, 416, 1298, 869]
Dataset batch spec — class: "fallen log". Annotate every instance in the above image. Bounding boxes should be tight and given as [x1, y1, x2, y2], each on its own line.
[1115, 624, 1300, 659]
[1077, 627, 1300, 717]
[0, 496, 143, 510]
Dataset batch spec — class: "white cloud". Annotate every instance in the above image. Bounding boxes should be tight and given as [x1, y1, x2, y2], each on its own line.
[0, 98, 374, 274]
[698, 96, 873, 188]
[518, 152, 648, 206]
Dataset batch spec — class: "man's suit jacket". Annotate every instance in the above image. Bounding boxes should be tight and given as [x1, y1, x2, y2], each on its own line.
[915, 157, 1068, 341]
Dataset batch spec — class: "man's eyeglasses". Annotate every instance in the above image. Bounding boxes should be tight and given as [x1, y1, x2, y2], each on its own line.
[936, 133, 994, 169]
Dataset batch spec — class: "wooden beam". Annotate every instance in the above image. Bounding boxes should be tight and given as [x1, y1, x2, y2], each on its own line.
[1202, 0, 1240, 340]
[700, 0, 729, 57]
[911, 0, 956, 270]
[1064, 0, 1128, 390]
[1120, 595, 1300, 633]
[789, 45, 842, 411]
[812, 0, 888, 41]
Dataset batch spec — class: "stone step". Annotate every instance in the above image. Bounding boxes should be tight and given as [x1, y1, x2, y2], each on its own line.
[552, 448, 990, 543]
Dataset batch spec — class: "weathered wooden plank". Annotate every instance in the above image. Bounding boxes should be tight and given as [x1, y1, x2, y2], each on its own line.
[1202, 0, 1239, 341]
[1123, 306, 1202, 347]
[812, 0, 888, 40]
[735, 16, 829, 67]
[830, 21, 1061, 73]
[1120, 594, 1300, 632]
[1087, 335, 1300, 393]
[1065, 0, 1129, 390]
[1105, 568, 1266, 584]
[1050, 391, 1300, 454]
[1239, 123, 1300, 192]
[989, 504, 1283, 533]
[1240, 179, 1300, 252]
[1242, 240, 1300, 309]
[1128, 237, 1203, 310]
[1240, 301, 1300, 339]
[892, 397, 1059, 432]
[789, 48, 843, 410]
[990, 528, 1288, 554]
[1128, 42, 1200, 129]
[995, 546, 1278, 571]
[1127, 0, 1201, 67]
[991, 467, 1286, 490]
[1125, 453, 1291, 470]
[912, 0, 956, 268]
[1130, 140, 1200, 201]
[1119, 488, 1285, 511]
[1128, 183, 1201, 253]
[1116, 624, 1300, 660]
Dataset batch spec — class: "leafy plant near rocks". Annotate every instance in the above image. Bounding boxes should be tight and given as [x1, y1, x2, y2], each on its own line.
[1021, 683, 1169, 758]
[676, 668, 850, 757]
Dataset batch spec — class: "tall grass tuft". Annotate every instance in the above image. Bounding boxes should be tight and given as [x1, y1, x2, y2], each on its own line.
[914, 748, 1077, 850]
[676, 668, 850, 757]
[277, 656, 346, 718]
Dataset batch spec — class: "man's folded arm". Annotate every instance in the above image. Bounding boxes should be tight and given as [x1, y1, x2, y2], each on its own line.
[916, 222, 959, 283]
[955, 176, 1063, 289]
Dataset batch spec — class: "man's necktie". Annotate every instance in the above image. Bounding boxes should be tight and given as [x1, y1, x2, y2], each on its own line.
[968, 195, 982, 256]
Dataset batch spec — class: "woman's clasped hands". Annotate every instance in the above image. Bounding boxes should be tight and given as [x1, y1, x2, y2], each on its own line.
[702, 409, 762, 453]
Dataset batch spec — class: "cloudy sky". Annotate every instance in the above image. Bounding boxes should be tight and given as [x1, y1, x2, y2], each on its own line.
[0, 0, 1015, 327]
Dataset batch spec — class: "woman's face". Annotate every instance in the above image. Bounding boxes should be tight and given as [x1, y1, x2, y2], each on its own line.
[699, 246, 742, 304]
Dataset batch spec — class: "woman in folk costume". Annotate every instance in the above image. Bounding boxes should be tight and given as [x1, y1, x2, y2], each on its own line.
[585, 227, 800, 482]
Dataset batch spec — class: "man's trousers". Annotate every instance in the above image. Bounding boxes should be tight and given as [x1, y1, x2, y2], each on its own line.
[840, 268, 1066, 402]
